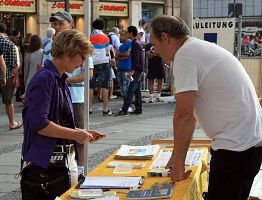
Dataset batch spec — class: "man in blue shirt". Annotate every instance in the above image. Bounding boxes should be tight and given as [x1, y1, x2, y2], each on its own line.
[116, 30, 132, 116]
[121, 26, 144, 115]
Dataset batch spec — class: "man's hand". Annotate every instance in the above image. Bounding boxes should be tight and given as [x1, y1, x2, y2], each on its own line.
[166, 158, 192, 182]
[88, 130, 106, 143]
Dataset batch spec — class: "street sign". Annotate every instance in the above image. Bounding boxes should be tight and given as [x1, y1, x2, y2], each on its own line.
[228, 3, 242, 18]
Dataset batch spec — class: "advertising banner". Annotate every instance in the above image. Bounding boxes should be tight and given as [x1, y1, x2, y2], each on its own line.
[0, 0, 36, 13]
[98, 1, 128, 17]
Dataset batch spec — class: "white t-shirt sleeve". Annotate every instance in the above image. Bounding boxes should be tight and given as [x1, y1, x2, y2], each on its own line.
[173, 58, 199, 93]
[113, 35, 121, 48]
[88, 56, 94, 69]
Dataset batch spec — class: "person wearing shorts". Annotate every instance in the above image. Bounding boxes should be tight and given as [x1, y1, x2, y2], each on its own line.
[90, 18, 113, 116]
[145, 43, 165, 103]
[0, 23, 22, 130]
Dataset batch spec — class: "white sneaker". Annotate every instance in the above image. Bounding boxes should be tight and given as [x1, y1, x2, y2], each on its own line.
[103, 108, 113, 116]
[149, 96, 154, 103]
[128, 107, 133, 113]
[110, 95, 117, 99]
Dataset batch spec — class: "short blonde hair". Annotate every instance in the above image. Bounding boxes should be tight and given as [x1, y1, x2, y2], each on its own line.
[51, 29, 93, 58]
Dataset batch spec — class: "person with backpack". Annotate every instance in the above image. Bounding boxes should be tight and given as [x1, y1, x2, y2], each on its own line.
[42, 28, 55, 49]
[108, 27, 121, 99]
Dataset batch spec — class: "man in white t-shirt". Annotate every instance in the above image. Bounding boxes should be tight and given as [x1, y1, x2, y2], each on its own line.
[150, 15, 262, 200]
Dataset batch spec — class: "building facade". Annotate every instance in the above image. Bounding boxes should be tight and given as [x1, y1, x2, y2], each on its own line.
[0, 0, 178, 38]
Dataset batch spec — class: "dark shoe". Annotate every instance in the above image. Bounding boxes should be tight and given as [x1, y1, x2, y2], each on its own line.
[115, 111, 129, 116]
[103, 108, 113, 116]
[131, 110, 142, 115]
[155, 97, 164, 102]
[89, 110, 93, 114]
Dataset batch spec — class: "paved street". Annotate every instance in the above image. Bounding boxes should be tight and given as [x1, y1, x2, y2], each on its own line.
[0, 96, 207, 199]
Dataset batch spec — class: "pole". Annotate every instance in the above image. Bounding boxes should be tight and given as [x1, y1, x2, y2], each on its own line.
[180, 0, 193, 36]
[64, 0, 69, 12]
[237, 15, 242, 60]
[83, 0, 91, 176]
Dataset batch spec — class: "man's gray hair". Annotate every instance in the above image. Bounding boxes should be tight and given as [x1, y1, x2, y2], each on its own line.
[111, 27, 119, 34]
[151, 15, 190, 41]
[46, 28, 56, 38]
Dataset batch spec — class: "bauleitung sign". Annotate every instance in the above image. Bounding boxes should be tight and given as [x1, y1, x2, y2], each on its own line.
[0, 0, 36, 13]
[193, 18, 236, 54]
[50, 1, 84, 15]
[98, 2, 128, 17]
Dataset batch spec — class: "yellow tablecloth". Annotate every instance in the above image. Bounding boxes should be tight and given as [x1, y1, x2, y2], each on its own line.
[60, 147, 209, 200]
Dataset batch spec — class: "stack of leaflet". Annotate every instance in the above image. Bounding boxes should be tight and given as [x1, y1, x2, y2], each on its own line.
[80, 176, 144, 189]
[114, 145, 160, 160]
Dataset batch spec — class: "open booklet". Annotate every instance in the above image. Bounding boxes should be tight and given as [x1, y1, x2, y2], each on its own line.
[148, 149, 205, 177]
[79, 176, 144, 189]
[114, 145, 160, 160]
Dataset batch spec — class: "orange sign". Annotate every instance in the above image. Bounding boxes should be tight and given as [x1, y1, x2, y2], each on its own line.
[0, 0, 36, 13]
[50, 1, 84, 15]
[98, 2, 128, 17]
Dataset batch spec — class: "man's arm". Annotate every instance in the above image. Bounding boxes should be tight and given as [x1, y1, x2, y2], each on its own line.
[117, 49, 131, 60]
[118, 50, 130, 57]
[169, 91, 196, 181]
[0, 55, 6, 86]
[66, 70, 84, 83]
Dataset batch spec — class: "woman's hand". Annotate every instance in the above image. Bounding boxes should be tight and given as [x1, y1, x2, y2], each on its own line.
[74, 129, 94, 144]
[88, 130, 106, 143]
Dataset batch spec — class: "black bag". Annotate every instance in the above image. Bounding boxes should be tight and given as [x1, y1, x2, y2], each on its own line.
[20, 164, 70, 200]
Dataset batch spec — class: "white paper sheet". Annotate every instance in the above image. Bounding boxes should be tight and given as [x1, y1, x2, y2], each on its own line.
[149, 148, 205, 169]
[80, 176, 142, 189]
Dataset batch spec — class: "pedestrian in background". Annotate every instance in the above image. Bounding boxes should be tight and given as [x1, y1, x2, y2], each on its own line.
[150, 15, 262, 200]
[42, 27, 55, 49]
[108, 27, 121, 100]
[22, 34, 43, 95]
[0, 47, 6, 86]
[121, 26, 144, 115]
[0, 23, 22, 130]
[145, 43, 165, 103]
[21, 29, 105, 199]
[116, 30, 132, 116]
[90, 18, 113, 116]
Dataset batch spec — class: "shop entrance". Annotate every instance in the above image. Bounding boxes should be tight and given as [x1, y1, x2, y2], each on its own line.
[0, 13, 25, 37]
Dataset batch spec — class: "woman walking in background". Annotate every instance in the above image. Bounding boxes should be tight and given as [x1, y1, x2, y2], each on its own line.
[22, 35, 43, 99]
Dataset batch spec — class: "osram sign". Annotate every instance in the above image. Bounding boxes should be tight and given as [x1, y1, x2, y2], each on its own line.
[98, 2, 128, 17]
[50, 1, 84, 15]
[0, 0, 36, 13]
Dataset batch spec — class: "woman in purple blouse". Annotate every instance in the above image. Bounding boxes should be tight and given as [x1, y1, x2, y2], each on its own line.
[20, 29, 105, 199]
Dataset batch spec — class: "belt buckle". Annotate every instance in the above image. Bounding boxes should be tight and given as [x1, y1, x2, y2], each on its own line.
[66, 144, 74, 154]
[54, 145, 64, 153]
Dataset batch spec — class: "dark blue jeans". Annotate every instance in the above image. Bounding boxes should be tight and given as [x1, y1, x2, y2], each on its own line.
[118, 70, 131, 111]
[122, 72, 142, 112]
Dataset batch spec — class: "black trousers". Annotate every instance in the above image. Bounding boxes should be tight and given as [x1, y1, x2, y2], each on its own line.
[207, 146, 262, 200]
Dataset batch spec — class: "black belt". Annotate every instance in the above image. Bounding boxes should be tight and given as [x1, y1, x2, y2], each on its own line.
[54, 144, 74, 154]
